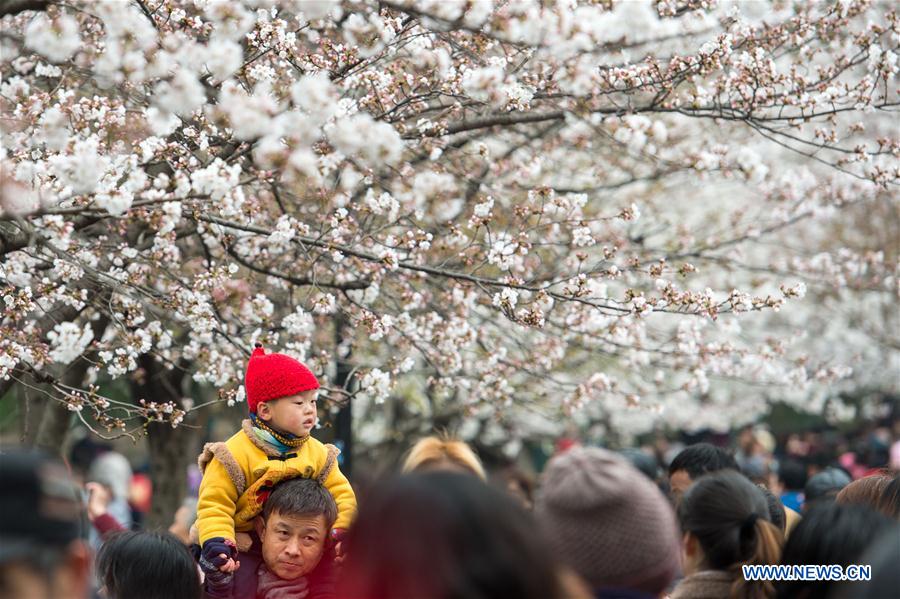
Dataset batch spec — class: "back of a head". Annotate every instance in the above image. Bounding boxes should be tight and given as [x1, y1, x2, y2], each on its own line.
[618, 448, 660, 481]
[338, 471, 560, 599]
[402, 436, 487, 480]
[679, 470, 783, 599]
[775, 502, 893, 599]
[830, 524, 900, 599]
[262, 476, 338, 528]
[757, 484, 787, 532]
[777, 459, 807, 491]
[96, 531, 201, 599]
[876, 474, 900, 519]
[835, 473, 891, 510]
[668, 443, 738, 479]
[536, 446, 679, 596]
[803, 468, 851, 506]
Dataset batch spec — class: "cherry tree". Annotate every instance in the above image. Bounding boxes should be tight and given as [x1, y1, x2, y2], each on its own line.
[1, 0, 897, 486]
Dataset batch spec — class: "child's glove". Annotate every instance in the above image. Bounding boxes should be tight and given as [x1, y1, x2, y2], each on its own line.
[203, 567, 235, 598]
[200, 537, 238, 573]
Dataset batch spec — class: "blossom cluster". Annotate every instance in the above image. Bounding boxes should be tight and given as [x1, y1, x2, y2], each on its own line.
[0, 0, 896, 447]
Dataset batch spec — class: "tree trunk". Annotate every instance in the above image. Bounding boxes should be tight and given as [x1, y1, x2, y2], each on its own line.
[33, 314, 109, 454]
[145, 420, 195, 530]
[131, 354, 199, 531]
[34, 400, 72, 455]
[33, 356, 97, 454]
[333, 316, 353, 476]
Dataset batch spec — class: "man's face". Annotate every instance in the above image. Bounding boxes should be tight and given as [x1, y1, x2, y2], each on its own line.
[257, 511, 328, 580]
[258, 390, 318, 437]
[669, 469, 693, 505]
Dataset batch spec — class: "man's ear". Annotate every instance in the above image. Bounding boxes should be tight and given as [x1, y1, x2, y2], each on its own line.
[255, 515, 266, 538]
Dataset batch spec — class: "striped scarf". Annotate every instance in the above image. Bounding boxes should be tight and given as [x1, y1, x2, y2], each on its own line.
[250, 413, 309, 452]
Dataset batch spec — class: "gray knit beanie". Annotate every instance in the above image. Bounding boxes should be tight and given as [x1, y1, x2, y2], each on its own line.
[535, 447, 680, 595]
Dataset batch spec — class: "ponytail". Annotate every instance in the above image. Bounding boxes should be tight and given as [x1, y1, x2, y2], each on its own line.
[680, 471, 785, 599]
[730, 518, 783, 599]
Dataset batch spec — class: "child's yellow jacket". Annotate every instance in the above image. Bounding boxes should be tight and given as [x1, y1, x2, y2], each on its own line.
[196, 420, 357, 545]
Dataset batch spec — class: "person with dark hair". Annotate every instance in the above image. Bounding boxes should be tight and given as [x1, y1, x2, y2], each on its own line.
[672, 470, 783, 599]
[204, 476, 338, 599]
[775, 459, 807, 512]
[756, 484, 787, 533]
[96, 531, 201, 599]
[668, 443, 739, 504]
[775, 502, 892, 599]
[830, 524, 900, 599]
[802, 467, 851, 512]
[0, 449, 92, 599]
[619, 448, 661, 482]
[338, 471, 566, 599]
[876, 474, 900, 520]
[835, 472, 891, 510]
[196, 345, 356, 583]
[536, 447, 680, 599]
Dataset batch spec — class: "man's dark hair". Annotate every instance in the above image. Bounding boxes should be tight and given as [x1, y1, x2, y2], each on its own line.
[777, 459, 807, 491]
[668, 443, 738, 479]
[262, 477, 338, 529]
[96, 531, 200, 599]
[776, 503, 892, 599]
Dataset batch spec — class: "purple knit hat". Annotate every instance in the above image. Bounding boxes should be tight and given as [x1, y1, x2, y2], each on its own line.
[535, 447, 681, 595]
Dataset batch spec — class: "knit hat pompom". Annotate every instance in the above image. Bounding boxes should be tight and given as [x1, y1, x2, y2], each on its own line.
[244, 343, 319, 413]
[535, 447, 680, 596]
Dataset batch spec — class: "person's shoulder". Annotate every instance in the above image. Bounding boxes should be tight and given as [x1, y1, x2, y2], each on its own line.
[302, 436, 339, 460]
[306, 435, 329, 450]
[231, 548, 263, 598]
[306, 552, 338, 599]
[224, 421, 262, 454]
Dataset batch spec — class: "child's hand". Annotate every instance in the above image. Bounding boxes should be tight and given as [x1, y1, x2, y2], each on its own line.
[219, 557, 240, 573]
[331, 528, 348, 563]
[200, 537, 240, 574]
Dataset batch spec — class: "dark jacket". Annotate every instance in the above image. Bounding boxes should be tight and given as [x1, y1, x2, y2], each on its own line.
[203, 532, 337, 599]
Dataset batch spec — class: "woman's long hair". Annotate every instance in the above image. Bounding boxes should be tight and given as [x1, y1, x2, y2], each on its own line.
[679, 470, 783, 599]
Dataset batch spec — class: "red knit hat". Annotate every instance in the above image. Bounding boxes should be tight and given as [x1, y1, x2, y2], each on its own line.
[244, 344, 320, 414]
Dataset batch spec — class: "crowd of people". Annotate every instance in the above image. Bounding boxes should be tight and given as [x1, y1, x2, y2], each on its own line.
[2, 434, 899, 599]
[1, 346, 897, 599]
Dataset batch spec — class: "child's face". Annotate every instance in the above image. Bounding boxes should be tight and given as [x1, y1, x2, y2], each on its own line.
[258, 389, 318, 437]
